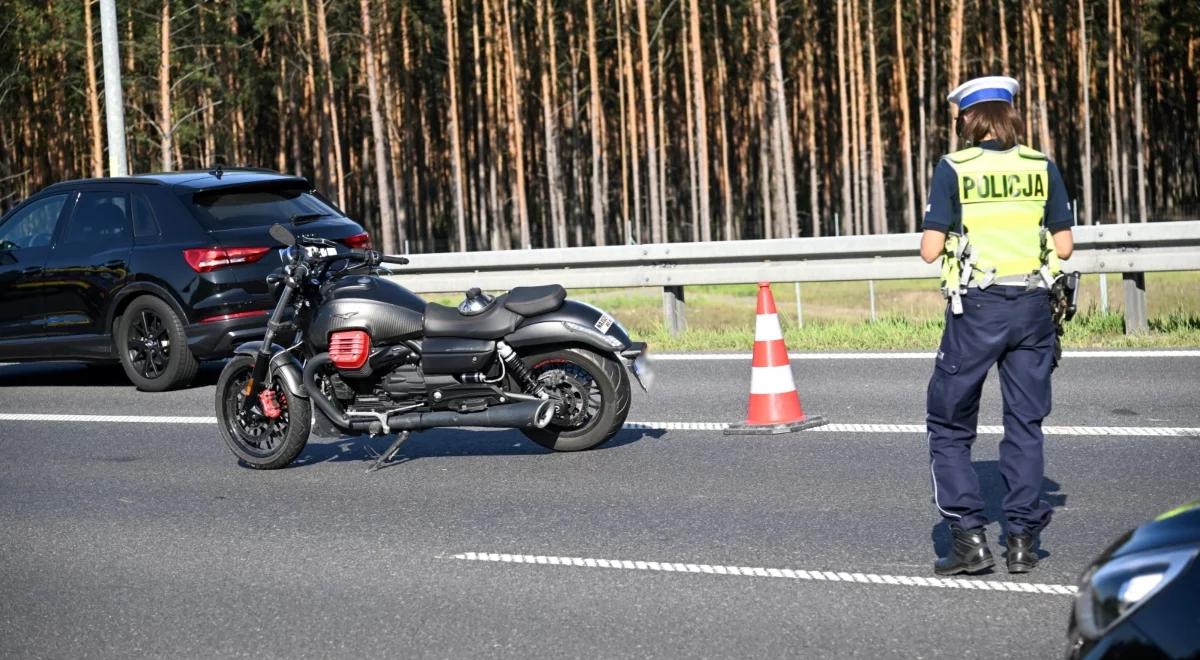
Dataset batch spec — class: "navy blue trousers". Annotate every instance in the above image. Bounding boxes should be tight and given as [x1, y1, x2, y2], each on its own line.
[926, 286, 1056, 535]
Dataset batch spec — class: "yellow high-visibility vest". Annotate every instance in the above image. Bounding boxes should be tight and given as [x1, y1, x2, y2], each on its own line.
[941, 145, 1057, 287]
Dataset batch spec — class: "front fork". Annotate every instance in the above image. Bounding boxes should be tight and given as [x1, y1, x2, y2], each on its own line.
[242, 283, 298, 416]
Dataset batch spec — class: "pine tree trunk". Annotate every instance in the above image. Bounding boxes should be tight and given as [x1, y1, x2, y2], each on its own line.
[315, 0, 346, 207]
[538, 0, 567, 247]
[656, 44, 667, 239]
[1107, 0, 1125, 223]
[999, 0, 1011, 74]
[766, 0, 797, 237]
[689, 0, 711, 241]
[947, 0, 965, 152]
[837, 0, 852, 236]
[379, 0, 408, 248]
[585, 0, 606, 245]
[1029, 1, 1053, 155]
[619, 0, 642, 243]
[895, 0, 916, 232]
[711, 0, 734, 241]
[1077, 0, 1093, 224]
[158, 0, 172, 171]
[635, 0, 662, 243]
[276, 55, 287, 173]
[866, 0, 886, 234]
[915, 0, 928, 209]
[361, 0, 396, 253]
[84, 0, 104, 177]
[1132, 0, 1148, 222]
[803, 6, 820, 237]
[682, 9, 699, 241]
[471, 6, 487, 247]
[851, 0, 868, 234]
[442, 0, 467, 250]
[501, 0, 530, 247]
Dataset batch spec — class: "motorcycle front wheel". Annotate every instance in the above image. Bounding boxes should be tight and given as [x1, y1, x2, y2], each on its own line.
[215, 355, 312, 469]
[519, 347, 631, 452]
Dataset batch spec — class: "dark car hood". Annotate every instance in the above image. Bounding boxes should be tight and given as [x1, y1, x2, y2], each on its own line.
[1102, 501, 1200, 562]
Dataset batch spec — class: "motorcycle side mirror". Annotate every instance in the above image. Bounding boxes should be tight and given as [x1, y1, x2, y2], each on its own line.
[269, 223, 296, 247]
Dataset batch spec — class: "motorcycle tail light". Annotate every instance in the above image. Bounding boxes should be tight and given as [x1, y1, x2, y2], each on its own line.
[341, 232, 373, 250]
[183, 246, 272, 272]
[329, 330, 371, 370]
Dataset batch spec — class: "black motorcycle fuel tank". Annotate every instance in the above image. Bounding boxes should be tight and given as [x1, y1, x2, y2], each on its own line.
[309, 275, 426, 350]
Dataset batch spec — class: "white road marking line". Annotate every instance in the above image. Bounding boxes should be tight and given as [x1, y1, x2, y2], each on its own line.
[0, 413, 1196, 437]
[450, 551, 1078, 596]
[0, 413, 218, 424]
[653, 350, 1200, 360]
[624, 421, 1200, 437]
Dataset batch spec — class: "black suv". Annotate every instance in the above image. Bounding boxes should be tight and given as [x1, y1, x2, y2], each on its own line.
[0, 169, 368, 390]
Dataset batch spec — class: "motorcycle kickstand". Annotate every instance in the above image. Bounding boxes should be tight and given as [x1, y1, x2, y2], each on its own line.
[367, 430, 411, 473]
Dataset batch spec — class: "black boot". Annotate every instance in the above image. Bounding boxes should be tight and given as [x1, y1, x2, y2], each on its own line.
[1005, 533, 1039, 573]
[934, 526, 995, 575]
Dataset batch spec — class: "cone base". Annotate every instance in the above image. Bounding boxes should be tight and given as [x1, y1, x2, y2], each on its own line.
[723, 415, 828, 436]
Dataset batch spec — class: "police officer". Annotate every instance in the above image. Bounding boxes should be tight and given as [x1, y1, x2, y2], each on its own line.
[920, 76, 1074, 575]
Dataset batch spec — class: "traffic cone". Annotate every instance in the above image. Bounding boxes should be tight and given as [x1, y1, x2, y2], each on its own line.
[725, 282, 827, 435]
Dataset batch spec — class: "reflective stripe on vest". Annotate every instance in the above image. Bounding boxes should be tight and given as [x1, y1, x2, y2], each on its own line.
[945, 145, 1050, 281]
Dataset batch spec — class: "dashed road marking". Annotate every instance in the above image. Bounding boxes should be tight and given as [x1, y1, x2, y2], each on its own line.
[653, 350, 1200, 360]
[1, 413, 1197, 437]
[450, 551, 1078, 596]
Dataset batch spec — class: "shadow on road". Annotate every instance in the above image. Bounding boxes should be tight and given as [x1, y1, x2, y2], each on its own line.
[930, 460, 1066, 567]
[282, 426, 667, 471]
[0, 361, 223, 389]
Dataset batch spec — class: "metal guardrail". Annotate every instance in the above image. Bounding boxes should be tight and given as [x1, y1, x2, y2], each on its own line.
[391, 221, 1200, 335]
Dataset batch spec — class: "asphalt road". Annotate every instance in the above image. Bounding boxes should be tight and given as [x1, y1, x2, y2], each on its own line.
[1, 353, 1197, 658]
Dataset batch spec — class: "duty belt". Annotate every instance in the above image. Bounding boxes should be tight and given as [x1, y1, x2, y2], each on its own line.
[966, 273, 1050, 289]
[942, 231, 1055, 315]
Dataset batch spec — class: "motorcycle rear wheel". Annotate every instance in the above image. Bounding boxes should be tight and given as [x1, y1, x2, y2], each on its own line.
[216, 355, 312, 469]
[519, 347, 630, 452]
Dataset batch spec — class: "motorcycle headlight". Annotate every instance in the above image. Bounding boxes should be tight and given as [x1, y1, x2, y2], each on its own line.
[1073, 546, 1197, 639]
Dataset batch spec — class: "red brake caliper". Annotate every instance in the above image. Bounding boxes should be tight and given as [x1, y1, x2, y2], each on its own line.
[258, 389, 282, 419]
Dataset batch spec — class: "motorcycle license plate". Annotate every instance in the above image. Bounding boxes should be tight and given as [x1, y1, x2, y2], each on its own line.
[631, 352, 655, 392]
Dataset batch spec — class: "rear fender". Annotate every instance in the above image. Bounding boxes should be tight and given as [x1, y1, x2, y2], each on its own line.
[233, 341, 307, 398]
[505, 300, 633, 356]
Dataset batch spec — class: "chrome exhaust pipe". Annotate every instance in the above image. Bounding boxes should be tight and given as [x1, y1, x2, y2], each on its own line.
[305, 354, 557, 435]
[386, 399, 555, 431]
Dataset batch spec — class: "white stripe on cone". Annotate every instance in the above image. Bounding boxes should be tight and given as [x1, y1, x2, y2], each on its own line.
[754, 313, 784, 341]
[749, 365, 799, 395]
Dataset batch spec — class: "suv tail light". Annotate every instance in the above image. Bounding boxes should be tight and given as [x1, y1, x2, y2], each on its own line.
[183, 246, 272, 273]
[329, 330, 371, 370]
[341, 232, 372, 250]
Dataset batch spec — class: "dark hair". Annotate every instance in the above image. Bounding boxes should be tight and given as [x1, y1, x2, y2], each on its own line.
[958, 100, 1025, 149]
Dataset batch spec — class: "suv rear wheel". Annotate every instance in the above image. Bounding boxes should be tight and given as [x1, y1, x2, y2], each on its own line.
[116, 296, 198, 391]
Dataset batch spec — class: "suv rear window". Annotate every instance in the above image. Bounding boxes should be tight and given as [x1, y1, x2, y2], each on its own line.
[186, 188, 340, 229]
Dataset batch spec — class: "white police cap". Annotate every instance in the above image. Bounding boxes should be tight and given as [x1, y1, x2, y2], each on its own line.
[947, 76, 1020, 110]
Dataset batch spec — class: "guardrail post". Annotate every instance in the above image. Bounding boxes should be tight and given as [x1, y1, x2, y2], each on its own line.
[794, 282, 803, 328]
[1099, 273, 1109, 313]
[868, 280, 877, 322]
[1122, 272, 1148, 334]
[662, 285, 687, 336]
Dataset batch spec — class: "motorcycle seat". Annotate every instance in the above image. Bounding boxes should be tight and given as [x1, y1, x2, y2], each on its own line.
[423, 285, 567, 340]
[503, 285, 567, 316]
[424, 300, 522, 339]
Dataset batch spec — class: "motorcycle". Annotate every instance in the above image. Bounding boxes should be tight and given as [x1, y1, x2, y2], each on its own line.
[215, 224, 653, 470]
